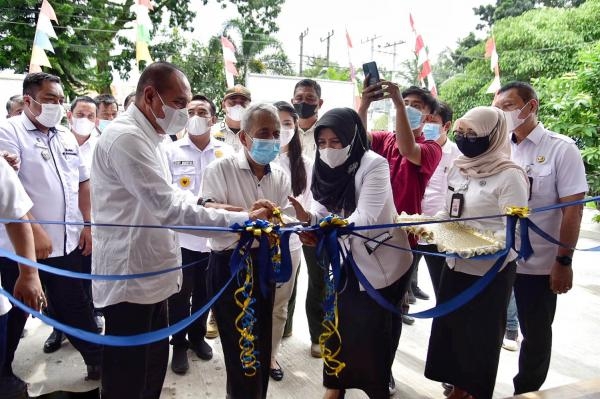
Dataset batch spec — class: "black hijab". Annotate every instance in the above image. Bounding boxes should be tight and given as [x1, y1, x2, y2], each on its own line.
[311, 107, 368, 216]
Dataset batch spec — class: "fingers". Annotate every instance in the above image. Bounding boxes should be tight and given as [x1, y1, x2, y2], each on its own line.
[250, 199, 276, 212]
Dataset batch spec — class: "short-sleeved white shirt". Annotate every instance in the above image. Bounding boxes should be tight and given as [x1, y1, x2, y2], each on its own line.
[0, 159, 34, 315]
[421, 139, 461, 216]
[443, 166, 529, 276]
[201, 151, 293, 251]
[165, 135, 235, 252]
[511, 123, 588, 275]
[77, 132, 99, 171]
[298, 123, 317, 161]
[211, 121, 243, 153]
[0, 114, 89, 258]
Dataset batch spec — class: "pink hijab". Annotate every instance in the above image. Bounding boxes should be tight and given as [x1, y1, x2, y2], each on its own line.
[453, 106, 527, 182]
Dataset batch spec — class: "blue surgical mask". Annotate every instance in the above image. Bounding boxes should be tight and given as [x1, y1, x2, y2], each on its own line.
[97, 119, 111, 133]
[422, 123, 441, 141]
[247, 135, 280, 165]
[405, 106, 423, 130]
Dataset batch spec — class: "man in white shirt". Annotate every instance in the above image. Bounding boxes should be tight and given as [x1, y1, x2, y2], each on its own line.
[212, 84, 251, 152]
[164, 94, 236, 375]
[0, 72, 102, 380]
[493, 81, 588, 395]
[291, 78, 322, 160]
[0, 157, 44, 398]
[201, 103, 292, 399]
[91, 62, 273, 399]
[94, 94, 118, 134]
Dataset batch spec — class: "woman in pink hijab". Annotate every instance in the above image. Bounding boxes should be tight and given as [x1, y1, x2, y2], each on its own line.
[424, 106, 529, 399]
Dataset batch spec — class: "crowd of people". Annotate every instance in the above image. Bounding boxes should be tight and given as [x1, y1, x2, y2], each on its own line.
[0, 61, 588, 399]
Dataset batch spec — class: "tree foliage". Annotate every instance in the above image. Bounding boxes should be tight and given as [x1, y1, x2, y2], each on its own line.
[302, 57, 351, 81]
[439, 0, 600, 118]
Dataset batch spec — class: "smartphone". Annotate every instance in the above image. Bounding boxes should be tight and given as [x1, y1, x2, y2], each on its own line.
[362, 61, 381, 87]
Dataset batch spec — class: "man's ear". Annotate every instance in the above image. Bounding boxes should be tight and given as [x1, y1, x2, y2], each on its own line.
[443, 121, 452, 133]
[67, 111, 73, 124]
[239, 130, 248, 146]
[318, 99, 323, 109]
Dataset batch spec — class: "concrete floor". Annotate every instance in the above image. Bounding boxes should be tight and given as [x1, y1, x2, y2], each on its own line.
[12, 234, 600, 398]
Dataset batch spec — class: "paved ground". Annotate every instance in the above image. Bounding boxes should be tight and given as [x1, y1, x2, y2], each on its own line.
[12, 208, 600, 398]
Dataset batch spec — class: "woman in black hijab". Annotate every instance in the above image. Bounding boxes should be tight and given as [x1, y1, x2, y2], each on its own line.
[292, 108, 413, 399]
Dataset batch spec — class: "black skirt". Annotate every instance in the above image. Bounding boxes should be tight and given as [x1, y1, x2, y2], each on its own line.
[425, 261, 517, 399]
[323, 262, 411, 398]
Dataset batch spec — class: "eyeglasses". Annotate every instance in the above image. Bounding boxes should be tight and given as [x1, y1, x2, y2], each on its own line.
[453, 131, 479, 142]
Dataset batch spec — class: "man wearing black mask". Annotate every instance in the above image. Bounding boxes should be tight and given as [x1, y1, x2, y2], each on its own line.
[291, 78, 323, 160]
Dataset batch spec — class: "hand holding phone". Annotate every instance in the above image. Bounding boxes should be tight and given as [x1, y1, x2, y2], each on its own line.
[362, 61, 381, 87]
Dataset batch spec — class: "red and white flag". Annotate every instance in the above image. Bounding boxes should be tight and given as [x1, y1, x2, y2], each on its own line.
[409, 13, 437, 97]
[485, 37, 501, 94]
[345, 28, 360, 110]
[221, 36, 239, 88]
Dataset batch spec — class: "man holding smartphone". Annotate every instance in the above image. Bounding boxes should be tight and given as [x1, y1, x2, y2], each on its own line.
[359, 77, 442, 395]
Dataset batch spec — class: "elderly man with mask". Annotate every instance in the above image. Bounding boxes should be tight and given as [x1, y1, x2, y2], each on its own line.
[91, 62, 274, 399]
[201, 102, 293, 399]
[212, 84, 251, 152]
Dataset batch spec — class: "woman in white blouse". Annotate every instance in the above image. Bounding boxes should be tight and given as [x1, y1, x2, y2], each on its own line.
[424, 106, 529, 399]
[291, 107, 413, 399]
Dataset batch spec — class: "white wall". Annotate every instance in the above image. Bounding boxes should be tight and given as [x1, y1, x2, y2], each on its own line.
[0, 73, 25, 118]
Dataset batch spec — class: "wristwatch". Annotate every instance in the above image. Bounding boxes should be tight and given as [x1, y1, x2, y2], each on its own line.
[198, 197, 215, 207]
[555, 255, 572, 266]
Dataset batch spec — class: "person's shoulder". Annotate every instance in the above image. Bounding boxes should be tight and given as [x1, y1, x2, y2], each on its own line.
[360, 150, 388, 169]
[538, 124, 575, 146]
[205, 151, 237, 172]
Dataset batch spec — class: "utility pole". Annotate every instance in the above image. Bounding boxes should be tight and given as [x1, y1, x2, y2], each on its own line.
[362, 35, 381, 60]
[320, 30, 334, 67]
[299, 28, 309, 75]
[380, 40, 405, 80]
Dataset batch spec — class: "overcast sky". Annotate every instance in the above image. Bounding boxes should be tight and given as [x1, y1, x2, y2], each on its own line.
[189, 0, 494, 74]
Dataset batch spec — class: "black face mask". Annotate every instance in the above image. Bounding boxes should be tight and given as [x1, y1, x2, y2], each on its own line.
[293, 102, 318, 119]
[455, 135, 490, 158]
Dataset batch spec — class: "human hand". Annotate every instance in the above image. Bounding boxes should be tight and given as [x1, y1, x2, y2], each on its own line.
[298, 231, 319, 246]
[248, 200, 277, 220]
[205, 202, 244, 212]
[13, 268, 45, 311]
[378, 80, 403, 107]
[287, 196, 310, 224]
[550, 262, 573, 294]
[1, 151, 20, 171]
[33, 225, 53, 259]
[79, 226, 92, 256]
[359, 76, 386, 111]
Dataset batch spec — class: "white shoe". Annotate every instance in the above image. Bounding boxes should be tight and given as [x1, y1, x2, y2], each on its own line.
[502, 337, 520, 351]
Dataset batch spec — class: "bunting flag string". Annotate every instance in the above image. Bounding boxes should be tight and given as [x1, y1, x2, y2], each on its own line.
[29, 0, 58, 73]
[134, 0, 153, 67]
[345, 28, 361, 111]
[409, 13, 437, 97]
[485, 36, 501, 94]
[221, 36, 239, 88]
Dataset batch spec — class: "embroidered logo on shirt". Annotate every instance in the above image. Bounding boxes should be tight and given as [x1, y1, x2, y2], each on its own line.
[179, 176, 191, 188]
[536, 155, 546, 163]
[173, 160, 194, 166]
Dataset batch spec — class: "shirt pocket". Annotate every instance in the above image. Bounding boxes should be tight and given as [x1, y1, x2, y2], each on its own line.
[529, 164, 554, 197]
[172, 164, 196, 190]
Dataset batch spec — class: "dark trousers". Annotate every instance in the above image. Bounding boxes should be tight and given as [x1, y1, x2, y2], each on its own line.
[513, 274, 557, 395]
[0, 313, 7, 374]
[101, 301, 168, 399]
[0, 252, 101, 374]
[168, 248, 210, 347]
[208, 250, 274, 399]
[389, 263, 415, 378]
[303, 245, 325, 344]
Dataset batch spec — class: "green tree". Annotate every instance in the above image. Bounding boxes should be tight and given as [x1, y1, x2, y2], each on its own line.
[302, 57, 351, 81]
[0, 0, 200, 96]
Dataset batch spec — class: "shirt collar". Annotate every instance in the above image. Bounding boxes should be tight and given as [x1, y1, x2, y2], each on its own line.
[236, 148, 271, 174]
[512, 122, 545, 146]
[130, 104, 163, 145]
[181, 134, 216, 153]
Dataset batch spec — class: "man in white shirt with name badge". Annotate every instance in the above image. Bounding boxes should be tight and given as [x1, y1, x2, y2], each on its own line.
[494, 81, 588, 395]
[91, 62, 273, 399]
[164, 94, 235, 375]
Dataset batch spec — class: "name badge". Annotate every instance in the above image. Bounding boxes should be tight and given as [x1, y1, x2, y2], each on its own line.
[450, 193, 464, 218]
[174, 160, 194, 166]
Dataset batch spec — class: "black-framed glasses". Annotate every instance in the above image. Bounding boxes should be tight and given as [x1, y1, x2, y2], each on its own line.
[453, 131, 479, 143]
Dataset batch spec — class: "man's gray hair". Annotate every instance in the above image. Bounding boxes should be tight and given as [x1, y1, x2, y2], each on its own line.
[240, 102, 280, 132]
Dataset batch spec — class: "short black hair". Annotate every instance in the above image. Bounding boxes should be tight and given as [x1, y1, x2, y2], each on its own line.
[191, 94, 216, 116]
[435, 100, 453, 125]
[135, 61, 185, 98]
[70, 96, 97, 112]
[402, 86, 438, 114]
[497, 81, 538, 103]
[23, 72, 61, 97]
[94, 94, 118, 110]
[6, 95, 23, 113]
[293, 79, 321, 99]
[123, 92, 136, 109]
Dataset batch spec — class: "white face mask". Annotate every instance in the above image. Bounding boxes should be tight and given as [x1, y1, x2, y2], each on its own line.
[505, 103, 531, 132]
[187, 115, 211, 136]
[151, 92, 189, 135]
[31, 98, 63, 128]
[71, 117, 96, 137]
[226, 104, 245, 122]
[319, 145, 351, 169]
[279, 128, 295, 148]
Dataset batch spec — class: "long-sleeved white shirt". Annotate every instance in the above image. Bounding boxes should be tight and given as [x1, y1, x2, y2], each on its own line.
[91, 105, 248, 307]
